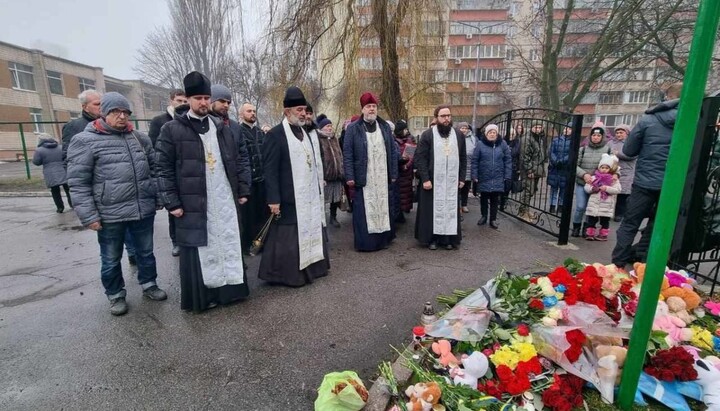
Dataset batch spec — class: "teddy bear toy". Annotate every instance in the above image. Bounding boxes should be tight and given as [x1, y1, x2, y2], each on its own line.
[666, 296, 695, 324]
[450, 351, 489, 388]
[431, 339, 459, 367]
[405, 381, 442, 411]
[653, 301, 693, 346]
[595, 345, 627, 385]
[694, 359, 720, 411]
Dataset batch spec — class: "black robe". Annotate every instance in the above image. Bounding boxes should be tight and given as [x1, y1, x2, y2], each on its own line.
[239, 123, 270, 253]
[414, 127, 467, 246]
[258, 122, 330, 286]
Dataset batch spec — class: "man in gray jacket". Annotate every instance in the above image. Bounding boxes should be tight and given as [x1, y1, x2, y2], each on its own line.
[611, 83, 682, 269]
[67, 92, 167, 316]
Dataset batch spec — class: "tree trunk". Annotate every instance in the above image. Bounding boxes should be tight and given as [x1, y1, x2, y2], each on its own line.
[372, 0, 409, 121]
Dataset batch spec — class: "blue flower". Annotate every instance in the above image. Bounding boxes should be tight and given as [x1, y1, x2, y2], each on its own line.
[713, 336, 720, 352]
[555, 284, 567, 293]
[543, 296, 558, 308]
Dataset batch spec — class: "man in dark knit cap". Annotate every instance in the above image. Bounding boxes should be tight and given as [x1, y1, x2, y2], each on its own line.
[342, 91, 398, 251]
[259, 86, 329, 287]
[67, 92, 166, 316]
[155, 71, 251, 313]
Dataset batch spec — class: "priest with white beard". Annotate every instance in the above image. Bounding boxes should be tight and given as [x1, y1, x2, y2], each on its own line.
[414, 105, 467, 250]
[258, 86, 330, 287]
[155, 71, 251, 312]
[343, 92, 399, 251]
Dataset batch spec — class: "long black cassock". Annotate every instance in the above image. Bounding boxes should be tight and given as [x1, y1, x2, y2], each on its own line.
[258, 118, 330, 287]
[414, 126, 467, 247]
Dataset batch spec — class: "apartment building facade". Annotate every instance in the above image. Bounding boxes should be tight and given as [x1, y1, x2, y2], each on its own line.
[0, 41, 168, 161]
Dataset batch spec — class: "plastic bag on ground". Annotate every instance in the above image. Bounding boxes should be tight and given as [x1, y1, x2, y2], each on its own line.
[425, 279, 497, 342]
[314, 371, 368, 411]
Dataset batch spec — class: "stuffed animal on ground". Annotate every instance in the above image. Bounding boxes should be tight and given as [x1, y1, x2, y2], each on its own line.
[451, 351, 489, 388]
[694, 359, 720, 411]
[666, 296, 695, 324]
[595, 345, 627, 385]
[634, 263, 669, 292]
[432, 339, 459, 367]
[405, 381, 442, 411]
[653, 301, 693, 346]
[662, 286, 702, 310]
[665, 270, 695, 289]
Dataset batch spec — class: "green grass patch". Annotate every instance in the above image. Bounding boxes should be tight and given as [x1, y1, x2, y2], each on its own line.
[583, 389, 706, 410]
[0, 176, 47, 192]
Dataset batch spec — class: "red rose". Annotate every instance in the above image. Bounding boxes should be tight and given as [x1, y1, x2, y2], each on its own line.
[517, 324, 530, 336]
[529, 298, 544, 310]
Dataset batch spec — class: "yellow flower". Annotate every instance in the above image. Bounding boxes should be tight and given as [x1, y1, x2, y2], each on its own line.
[490, 346, 519, 369]
[555, 292, 565, 300]
[690, 325, 714, 351]
[514, 342, 538, 362]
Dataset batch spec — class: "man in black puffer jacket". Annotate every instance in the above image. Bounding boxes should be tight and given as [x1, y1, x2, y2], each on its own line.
[67, 92, 167, 316]
[155, 71, 251, 313]
[612, 83, 682, 269]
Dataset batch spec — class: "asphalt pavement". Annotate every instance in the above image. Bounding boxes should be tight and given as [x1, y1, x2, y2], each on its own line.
[0, 196, 614, 410]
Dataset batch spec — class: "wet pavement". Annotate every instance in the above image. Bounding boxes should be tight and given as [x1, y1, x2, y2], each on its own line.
[0, 197, 614, 410]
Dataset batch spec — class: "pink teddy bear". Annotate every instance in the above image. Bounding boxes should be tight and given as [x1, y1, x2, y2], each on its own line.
[653, 301, 693, 346]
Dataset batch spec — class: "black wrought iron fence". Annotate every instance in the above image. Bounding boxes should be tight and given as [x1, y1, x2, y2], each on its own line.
[476, 108, 584, 245]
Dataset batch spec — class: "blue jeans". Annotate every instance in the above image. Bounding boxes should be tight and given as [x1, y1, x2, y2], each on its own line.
[97, 216, 157, 299]
[124, 228, 135, 257]
[549, 185, 565, 207]
[572, 183, 590, 224]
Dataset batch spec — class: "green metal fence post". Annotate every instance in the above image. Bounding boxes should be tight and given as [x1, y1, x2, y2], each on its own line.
[617, 0, 720, 408]
[18, 123, 31, 180]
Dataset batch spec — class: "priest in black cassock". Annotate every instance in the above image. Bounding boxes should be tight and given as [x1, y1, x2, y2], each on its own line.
[155, 71, 251, 312]
[414, 105, 467, 250]
[343, 92, 399, 251]
[258, 86, 329, 287]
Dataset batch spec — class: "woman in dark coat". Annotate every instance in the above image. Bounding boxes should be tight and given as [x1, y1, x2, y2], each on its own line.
[394, 120, 414, 222]
[500, 126, 523, 210]
[547, 125, 573, 214]
[33, 133, 71, 213]
[472, 124, 512, 229]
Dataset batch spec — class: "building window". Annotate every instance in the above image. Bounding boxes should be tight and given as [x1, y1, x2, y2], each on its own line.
[30, 108, 44, 133]
[598, 91, 623, 105]
[411, 116, 431, 130]
[9, 62, 36, 91]
[526, 95, 536, 106]
[530, 49, 540, 61]
[46, 70, 64, 95]
[503, 71, 513, 84]
[625, 91, 650, 104]
[449, 21, 508, 35]
[477, 93, 497, 105]
[78, 77, 96, 92]
[455, 0, 510, 10]
[622, 113, 641, 126]
[597, 114, 622, 127]
[505, 48, 515, 61]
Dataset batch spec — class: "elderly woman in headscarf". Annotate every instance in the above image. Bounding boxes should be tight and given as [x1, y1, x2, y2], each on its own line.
[316, 114, 344, 227]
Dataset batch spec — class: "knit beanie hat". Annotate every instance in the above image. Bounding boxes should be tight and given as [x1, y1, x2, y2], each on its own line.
[591, 126, 605, 135]
[360, 92, 379, 108]
[394, 120, 408, 135]
[386, 120, 395, 132]
[100, 92, 132, 117]
[457, 122, 470, 129]
[317, 114, 332, 130]
[183, 71, 212, 97]
[210, 84, 232, 104]
[615, 124, 631, 133]
[485, 124, 499, 134]
[305, 102, 314, 114]
[283, 86, 307, 108]
[599, 153, 618, 169]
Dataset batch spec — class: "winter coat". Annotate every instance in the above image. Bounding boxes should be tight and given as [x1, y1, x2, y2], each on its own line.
[471, 136, 512, 193]
[148, 109, 173, 147]
[318, 130, 344, 181]
[547, 135, 572, 188]
[415, 127, 467, 186]
[608, 138, 636, 194]
[155, 106, 251, 247]
[61, 110, 95, 164]
[463, 133, 478, 181]
[623, 100, 678, 190]
[505, 137, 523, 179]
[240, 123, 265, 182]
[67, 120, 157, 226]
[32, 136, 67, 188]
[575, 137, 611, 186]
[521, 133, 546, 177]
[584, 176, 622, 218]
[342, 116, 399, 187]
[396, 136, 414, 212]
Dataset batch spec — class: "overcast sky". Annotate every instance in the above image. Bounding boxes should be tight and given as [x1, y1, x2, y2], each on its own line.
[0, 0, 264, 80]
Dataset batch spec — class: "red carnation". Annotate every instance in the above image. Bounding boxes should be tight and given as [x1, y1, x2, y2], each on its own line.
[529, 298, 544, 310]
[564, 329, 586, 363]
[517, 324, 530, 337]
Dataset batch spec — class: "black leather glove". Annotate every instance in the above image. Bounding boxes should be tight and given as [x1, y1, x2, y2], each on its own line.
[504, 179, 512, 192]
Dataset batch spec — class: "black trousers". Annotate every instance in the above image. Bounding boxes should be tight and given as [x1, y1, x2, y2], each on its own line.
[587, 215, 610, 229]
[168, 212, 176, 246]
[460, 180, 475, 207]
[615, 193, 629, 219]
[50, 184, 71, 210]
[480, 192, 501, 221]
[611, 186, 661, 267]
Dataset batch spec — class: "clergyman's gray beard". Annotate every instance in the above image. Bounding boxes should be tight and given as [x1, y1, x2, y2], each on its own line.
[365, 113, 377, 122]
[287, 113, 306, 127]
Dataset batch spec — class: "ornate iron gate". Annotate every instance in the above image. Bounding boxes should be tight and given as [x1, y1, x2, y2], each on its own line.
[477, 108, 583, 245]
[670, 96, 720, 295]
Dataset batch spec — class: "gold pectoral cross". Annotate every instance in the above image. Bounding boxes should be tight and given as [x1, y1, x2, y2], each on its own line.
[443, 139, 451, 156]
[306, 153, 312, 169]
[206, 151, 217, 172]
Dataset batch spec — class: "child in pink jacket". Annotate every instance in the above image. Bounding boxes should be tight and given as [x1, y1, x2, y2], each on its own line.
[584, 154, 621, 241]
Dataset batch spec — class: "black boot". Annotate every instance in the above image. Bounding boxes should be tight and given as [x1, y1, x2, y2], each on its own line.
[330, 203, 341, 227]
[581, 224, 588, 238]
[477, 216, 487, 226]
[571, 223, 581, 238]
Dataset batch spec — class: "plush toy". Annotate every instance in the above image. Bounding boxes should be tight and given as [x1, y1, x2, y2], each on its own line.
[432, 339, 459, 367]
[405, 382, 442, 411]
[694, 359, 720, 411]
[595, 345, 627, 385]
[666, 296, 695, 324]
[665, 270, 695, 289]
[662, 286, 702, 310]
[451, 352, 489, 388]
[653, 301, 694, 346]
[634, 263, 670, 293]
[705, 301, 720, 316]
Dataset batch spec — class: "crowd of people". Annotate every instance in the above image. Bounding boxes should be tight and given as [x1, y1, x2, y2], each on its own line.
[29, 70, 682, 316]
